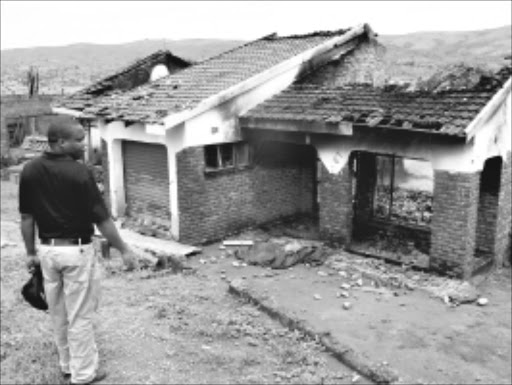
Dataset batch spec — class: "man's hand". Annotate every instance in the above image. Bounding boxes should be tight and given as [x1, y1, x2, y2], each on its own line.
[26, 255, 40, 273]
[120, 248, 140, 272]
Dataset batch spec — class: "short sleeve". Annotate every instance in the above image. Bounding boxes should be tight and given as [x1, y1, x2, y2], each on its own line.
[19, 166, 33, 214]
[84, 168, 110, 224]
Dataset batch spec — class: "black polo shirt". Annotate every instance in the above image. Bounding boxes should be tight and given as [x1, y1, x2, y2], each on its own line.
[19, 152, 110, 239]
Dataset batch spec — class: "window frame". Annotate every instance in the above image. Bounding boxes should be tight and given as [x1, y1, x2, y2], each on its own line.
[371, 153, 433, 228]
[204, 141, 252, 173]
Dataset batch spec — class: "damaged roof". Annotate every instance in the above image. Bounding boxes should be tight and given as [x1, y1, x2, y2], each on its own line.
[57, 50, 191, 110]
[241, 65, 512, 137]
[56, 29, 354, 123]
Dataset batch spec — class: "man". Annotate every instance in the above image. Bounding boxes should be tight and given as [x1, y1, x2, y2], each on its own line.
[19, 121, 139, 385]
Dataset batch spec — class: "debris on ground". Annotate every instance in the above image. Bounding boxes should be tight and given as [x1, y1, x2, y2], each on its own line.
[476, 298, 489, 306]
[324, 253, 484, 306]
[223, 240, 254, 247]
[428, 280, 480, 305]
[232, 237, 333, 269]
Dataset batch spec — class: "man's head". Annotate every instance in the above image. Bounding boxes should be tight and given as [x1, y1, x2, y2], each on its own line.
[47, 122, 85, 160]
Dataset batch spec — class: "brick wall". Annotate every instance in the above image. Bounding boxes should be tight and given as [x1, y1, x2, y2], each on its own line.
[177, 141, 315, 245]
[495, 152, 512, 266]
[476, 191, 499, 259]
[301, 36, 386, 87]
[100, 139, 111, 212]
[0, 116, 8, 156]
[318, 160, 353, 244]
[430, 171, 480, 278]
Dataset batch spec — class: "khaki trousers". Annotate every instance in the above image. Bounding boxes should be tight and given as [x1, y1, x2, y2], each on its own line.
[39, 242, 103, 384]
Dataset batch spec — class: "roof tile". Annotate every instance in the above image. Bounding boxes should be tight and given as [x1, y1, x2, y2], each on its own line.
[242, 83, 503, 136]
[57, 30, 351, 122]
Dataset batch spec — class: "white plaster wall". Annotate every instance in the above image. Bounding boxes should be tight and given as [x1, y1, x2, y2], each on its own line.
[472, 91, 512, 167]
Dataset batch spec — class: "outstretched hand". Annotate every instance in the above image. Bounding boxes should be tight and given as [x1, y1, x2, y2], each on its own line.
[120, 248, 140, 271]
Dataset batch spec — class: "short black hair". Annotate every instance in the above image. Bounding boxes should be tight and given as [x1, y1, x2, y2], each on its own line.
[47, 122, 82, 144]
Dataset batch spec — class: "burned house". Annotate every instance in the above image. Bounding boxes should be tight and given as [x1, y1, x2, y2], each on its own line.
[54, 24, 511, 279]
[53, 50, 192, 159]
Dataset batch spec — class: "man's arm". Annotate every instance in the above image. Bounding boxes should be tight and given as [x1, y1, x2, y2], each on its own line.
[96, 218, 138, 270]
[96, 218, 128, 253]
[21, 213, 39, 271]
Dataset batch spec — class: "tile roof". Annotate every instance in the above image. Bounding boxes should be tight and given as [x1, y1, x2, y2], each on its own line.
[241, 68, 511, 137]
[57, 29, 351, 123]
[58, 50, 191, 111]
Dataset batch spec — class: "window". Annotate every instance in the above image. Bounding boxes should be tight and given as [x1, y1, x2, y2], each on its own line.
[204, 142, 251, 171]
[374, 155, 433, 226]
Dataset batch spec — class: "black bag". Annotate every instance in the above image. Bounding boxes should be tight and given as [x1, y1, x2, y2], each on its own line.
[21, 265, 48, 311]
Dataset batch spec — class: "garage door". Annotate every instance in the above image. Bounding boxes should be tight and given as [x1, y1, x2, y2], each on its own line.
[122, 141, 170, 220]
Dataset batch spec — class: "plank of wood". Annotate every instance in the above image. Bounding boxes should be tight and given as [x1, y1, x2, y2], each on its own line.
[222, 240, 254, 246]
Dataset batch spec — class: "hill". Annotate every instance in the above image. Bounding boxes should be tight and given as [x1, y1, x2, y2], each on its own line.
[0, 39, 246, 94]
[1, 25, 510, 94]
[380, 25, 511, 81]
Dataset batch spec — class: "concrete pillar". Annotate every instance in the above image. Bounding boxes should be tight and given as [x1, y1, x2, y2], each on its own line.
[430, 170, 480, 279]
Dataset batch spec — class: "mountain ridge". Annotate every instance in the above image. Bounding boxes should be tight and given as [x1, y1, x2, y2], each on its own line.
[1, 25, 510, 94]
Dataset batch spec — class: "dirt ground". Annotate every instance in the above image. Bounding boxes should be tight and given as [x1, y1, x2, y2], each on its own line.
[193, 240, 512, 385]
[2, 176, 511, 385]
[0, 179, 361, 385]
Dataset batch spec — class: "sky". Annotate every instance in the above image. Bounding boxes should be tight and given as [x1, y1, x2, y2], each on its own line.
[1, 0, 511, 50]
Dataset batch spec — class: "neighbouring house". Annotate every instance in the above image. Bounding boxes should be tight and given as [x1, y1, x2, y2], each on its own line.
[0, 94, 66, 157]
[54, 24, 511, 279]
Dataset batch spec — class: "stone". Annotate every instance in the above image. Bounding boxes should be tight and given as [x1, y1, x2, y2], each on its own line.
[313, 294, 322, 300]
[355, 278, 363, 286]
[340, 283, 351, 290]
[342, 302, 352, 310]
[338, 271, 348, 277]
[317, 271, 328, 277]
[476, 297, 489, 306]
[405, 282, 416, 291]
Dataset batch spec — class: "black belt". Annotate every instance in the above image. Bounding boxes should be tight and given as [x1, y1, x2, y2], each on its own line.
[40, 237, 92, 246]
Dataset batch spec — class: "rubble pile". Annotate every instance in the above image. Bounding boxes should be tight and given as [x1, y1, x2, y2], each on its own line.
[350, 234, 430, 269]
[374, 186, 433, 225]
[324, 253, 483, 306]
[231, 237, 333, 270]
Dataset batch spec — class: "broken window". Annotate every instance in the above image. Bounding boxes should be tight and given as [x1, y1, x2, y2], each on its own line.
[204, 142, 251, 171]
[374, 155, 434, 226]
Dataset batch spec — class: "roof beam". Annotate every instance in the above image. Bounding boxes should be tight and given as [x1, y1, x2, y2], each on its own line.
[240, 116, 353, 136]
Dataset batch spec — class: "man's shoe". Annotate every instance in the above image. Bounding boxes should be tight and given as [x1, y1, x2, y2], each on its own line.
[69, 369, 107, 385]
